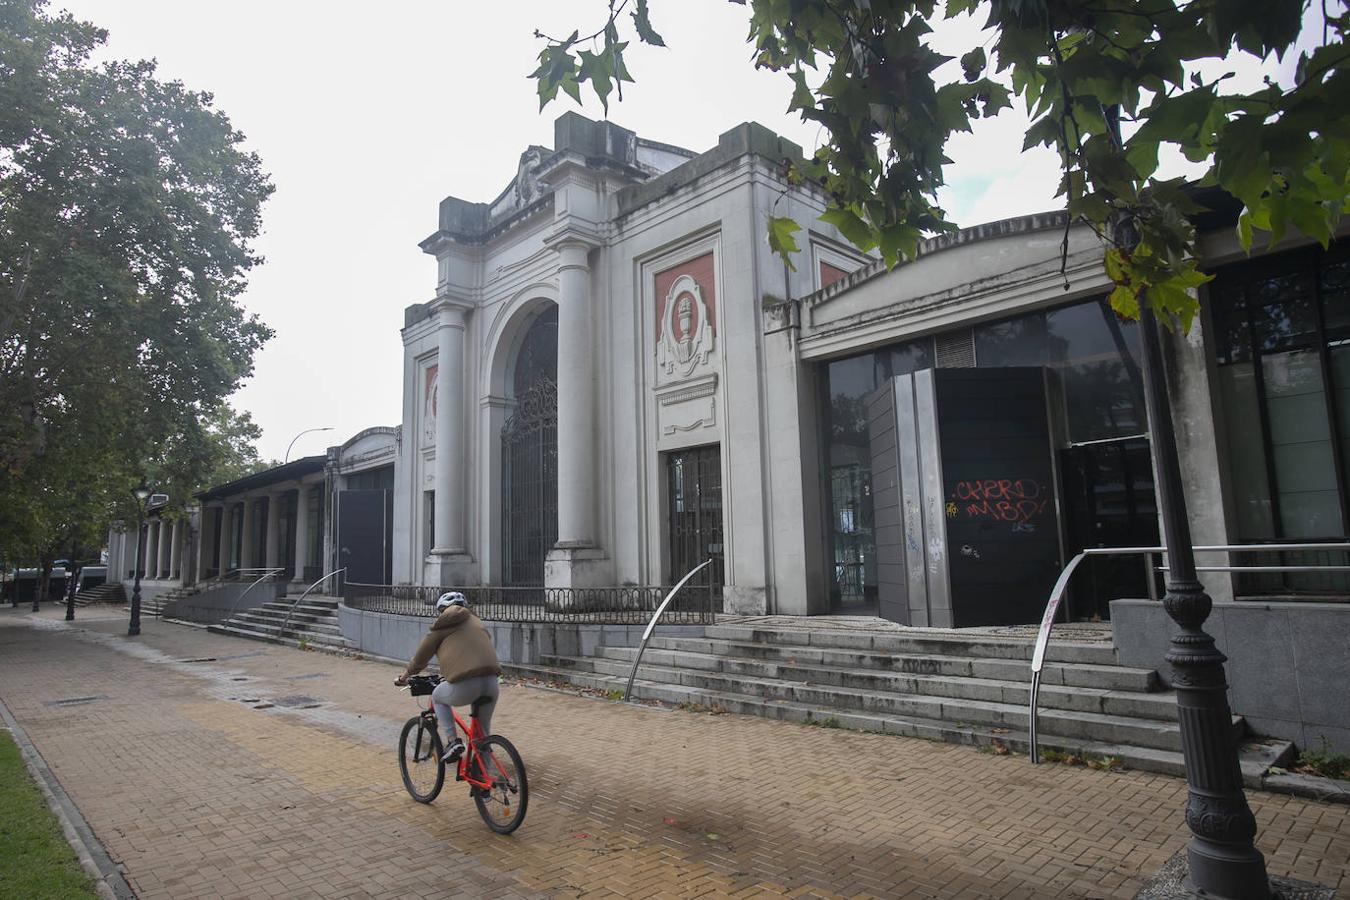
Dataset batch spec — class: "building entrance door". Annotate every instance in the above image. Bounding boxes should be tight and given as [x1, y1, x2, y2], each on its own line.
[500, 379, 558, 586]
[666, 445, 724, 602]
[336, 489, 392, 586]
[1059, 437, 1160, 619]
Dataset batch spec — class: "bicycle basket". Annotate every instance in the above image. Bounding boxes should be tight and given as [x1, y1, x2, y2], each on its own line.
[407, 675, 440, 696]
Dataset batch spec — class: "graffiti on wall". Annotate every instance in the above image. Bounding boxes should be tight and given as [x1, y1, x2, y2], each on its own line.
[948, 478, 1049, 531]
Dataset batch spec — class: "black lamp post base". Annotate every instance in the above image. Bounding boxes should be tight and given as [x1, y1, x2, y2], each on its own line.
[1136, 849, 1332, 900]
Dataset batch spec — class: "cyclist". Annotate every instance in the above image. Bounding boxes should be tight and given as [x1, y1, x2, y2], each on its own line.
[395, 591, 501, 764]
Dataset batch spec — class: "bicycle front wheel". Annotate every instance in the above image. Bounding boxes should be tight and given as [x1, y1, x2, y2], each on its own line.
[398, 715, 445, 803]
[472, 735, 528, 834]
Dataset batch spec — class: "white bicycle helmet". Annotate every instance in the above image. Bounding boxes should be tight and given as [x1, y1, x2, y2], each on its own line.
[435, 591, 468, 611]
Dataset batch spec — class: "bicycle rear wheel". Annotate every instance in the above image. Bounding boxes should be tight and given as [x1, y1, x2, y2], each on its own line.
[398, 715, 445, 803]
[472, 735, 528, 834]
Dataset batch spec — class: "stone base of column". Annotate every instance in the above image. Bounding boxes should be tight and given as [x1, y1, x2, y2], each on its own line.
[723, 585, 765, 616]
[544, 543, 610, 590]
[424, 550, 476, 588]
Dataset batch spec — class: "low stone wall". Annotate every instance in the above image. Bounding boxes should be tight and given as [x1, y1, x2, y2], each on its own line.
[1112, 598, 1350, 754]
[119, 580, 177, 608]
[337, 603, 706, 667]
[161, 581, 285, 625]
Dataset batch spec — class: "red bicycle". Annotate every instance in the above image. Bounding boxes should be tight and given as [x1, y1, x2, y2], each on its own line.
[397, 674, 528, 834]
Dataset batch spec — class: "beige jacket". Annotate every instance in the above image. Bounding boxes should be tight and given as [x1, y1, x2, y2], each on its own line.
[404, 607, 501, 683]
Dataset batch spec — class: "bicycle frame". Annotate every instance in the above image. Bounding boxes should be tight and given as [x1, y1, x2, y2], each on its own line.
[413, 691, 507, 791]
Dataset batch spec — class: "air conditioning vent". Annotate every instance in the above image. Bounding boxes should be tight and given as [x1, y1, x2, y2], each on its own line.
[935, 329, 976, 368]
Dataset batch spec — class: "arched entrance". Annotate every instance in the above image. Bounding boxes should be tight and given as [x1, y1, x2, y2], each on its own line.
[500, 307, 558, 585]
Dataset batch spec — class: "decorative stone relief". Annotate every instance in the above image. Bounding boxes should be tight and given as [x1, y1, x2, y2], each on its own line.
[656, 373, 717, 436]
[657, 274, 715, 378]
[422, 364, 438, 447]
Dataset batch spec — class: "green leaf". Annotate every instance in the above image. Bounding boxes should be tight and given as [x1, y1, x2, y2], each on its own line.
[632, 0, 666, 47]
[1109, 285, 1139, 319]
[960, 47, 986, 82]
[767, 216, 802, 270]
[819, 207, 877, 252]
[788, 68, 814, 113]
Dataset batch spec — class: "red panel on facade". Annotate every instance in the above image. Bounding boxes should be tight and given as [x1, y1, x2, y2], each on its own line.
[655, 252, 717, 341]
[820, 261, 850, 289]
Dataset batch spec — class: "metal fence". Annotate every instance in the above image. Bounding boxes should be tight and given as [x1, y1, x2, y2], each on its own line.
[343, 581, 719, 625]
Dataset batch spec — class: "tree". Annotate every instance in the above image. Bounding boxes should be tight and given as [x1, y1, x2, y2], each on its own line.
[0, 1, 273, 571]
[530, 0, 1348, 328]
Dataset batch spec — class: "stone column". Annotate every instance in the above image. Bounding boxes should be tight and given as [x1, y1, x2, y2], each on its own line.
[427, 298, 473, 586]
[265, 492, 282, 570]
[169, 518, 182, 581]
[145, 521, 159, 579]
[555, 240, 595, 547]
[545, 237, 607, 589]
[217, 505, 232, 575]
[159, 520, 172, 579]
[240, 498, 255, 569]
[195, 510, 210, 583]
[293, 485, 310, 584]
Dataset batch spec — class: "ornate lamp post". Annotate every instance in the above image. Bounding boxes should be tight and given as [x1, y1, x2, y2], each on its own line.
[1137, 302, 1270, 898]
[128, 482, 152, 637]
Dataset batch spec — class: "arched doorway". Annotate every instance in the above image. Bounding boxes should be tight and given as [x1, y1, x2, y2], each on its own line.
[500, 307, 558, 585]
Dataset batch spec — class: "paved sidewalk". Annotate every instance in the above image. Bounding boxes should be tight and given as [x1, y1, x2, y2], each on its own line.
[1, 606, 1345, 899]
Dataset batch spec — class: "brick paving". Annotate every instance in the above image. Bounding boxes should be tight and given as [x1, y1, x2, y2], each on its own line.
[1, 605, 1346, 899]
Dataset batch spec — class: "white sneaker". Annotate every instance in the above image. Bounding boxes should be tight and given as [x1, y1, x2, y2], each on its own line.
[440, 738, 465, 763]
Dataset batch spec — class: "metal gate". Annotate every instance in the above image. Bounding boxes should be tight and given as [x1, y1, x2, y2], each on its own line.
[501, 379, 558, 586]
[667, 445, 724, 601]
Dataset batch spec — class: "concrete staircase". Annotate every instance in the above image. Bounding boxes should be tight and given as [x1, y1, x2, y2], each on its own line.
[207, 596, 354, 653]
[507, 622, 1288, 779]
[72, 582, 126, 606]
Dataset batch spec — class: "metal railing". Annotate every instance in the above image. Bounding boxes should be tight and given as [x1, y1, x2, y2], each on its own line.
[280, 568, 345, 633]
[623, 560, 713, 702]
[1028, 542, 1350, 764]
[342, 579, 719, 626]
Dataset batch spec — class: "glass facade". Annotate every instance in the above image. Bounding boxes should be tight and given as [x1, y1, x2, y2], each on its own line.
[821, 295, 1149, 609]
[1210, 238, 1350, 593]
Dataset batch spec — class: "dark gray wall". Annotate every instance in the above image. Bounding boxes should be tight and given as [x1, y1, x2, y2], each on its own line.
[1112, 598, 1350, 754]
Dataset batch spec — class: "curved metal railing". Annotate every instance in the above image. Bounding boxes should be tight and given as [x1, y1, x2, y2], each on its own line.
[1028, 542, 1350, 764]
[623, 560, 714, 703]
[280, 567, 346, 633]
[224, 567, 288, 618]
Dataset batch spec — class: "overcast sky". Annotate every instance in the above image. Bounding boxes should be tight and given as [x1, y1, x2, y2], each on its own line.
[56, 2, 1314, 463]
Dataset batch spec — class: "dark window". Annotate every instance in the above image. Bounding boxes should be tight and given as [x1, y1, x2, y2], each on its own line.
[1210, 239, 1350, 594]
[667, 445, 724, 599]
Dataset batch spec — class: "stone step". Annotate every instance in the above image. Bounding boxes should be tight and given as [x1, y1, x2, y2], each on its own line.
[538, 655, 1196, 752]
[571, 649, 1178, 721]
[257, 602, 340, 618]
[207, 623, 354, 653]
[274, 597, 340, 609]
[505, 662, 1267, 781]
[639, 636, 1157, 692]
[238, 608, 337, 628]
[224, 616, 341, 638]
[704, 624, 1117, 666]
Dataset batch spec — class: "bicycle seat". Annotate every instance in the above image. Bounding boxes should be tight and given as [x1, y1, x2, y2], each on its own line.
[470, 696, 494, 717]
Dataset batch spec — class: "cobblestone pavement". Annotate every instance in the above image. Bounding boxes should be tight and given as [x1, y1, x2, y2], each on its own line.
[1, 606, 1345, 899]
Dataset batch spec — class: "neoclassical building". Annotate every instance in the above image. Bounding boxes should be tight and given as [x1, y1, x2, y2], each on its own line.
[390, 113, 866, 614]
[156, 111, 1347, 630]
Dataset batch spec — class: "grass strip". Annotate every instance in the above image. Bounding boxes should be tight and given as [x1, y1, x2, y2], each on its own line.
[0, 730, 98, 899]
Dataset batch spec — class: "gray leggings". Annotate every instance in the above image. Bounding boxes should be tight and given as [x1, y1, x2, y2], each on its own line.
[431, 675, 499, 744]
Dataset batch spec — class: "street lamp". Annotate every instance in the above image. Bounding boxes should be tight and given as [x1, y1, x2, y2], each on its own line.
[284, 427, 334, 464]
[128, 481, 153, 637]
